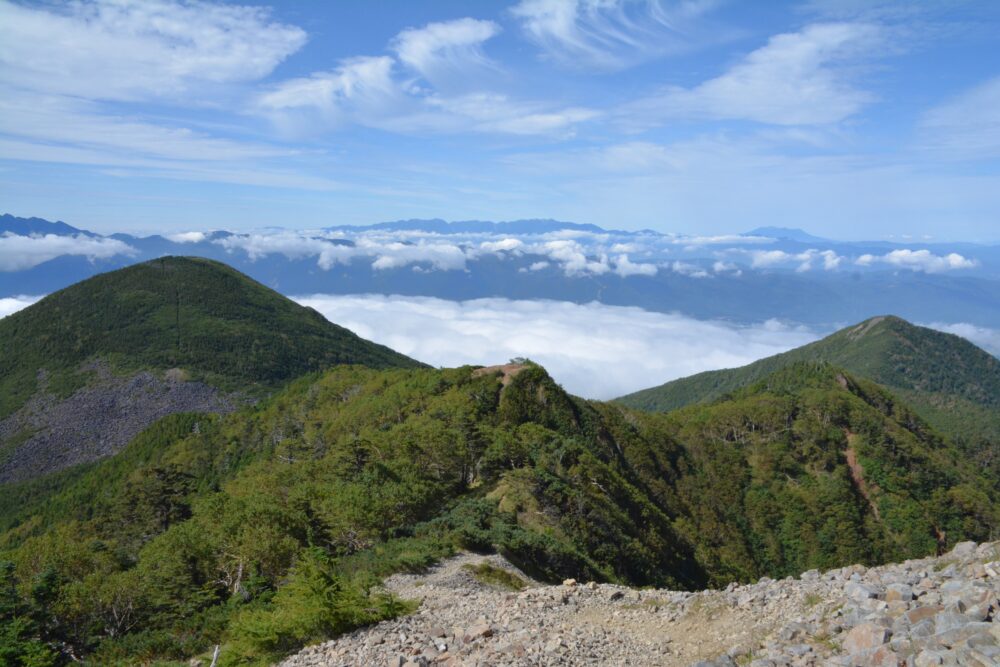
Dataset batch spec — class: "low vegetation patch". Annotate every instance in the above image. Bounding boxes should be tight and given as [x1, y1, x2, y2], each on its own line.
[462, 562, 528, 591]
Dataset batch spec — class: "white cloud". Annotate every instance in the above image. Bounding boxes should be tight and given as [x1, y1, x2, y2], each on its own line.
[625, 22, 880, 126]
[745, 248, 844, 271]
[533, 239, 610, 275]
[522, 261, 551, 272]
[510, 0, 716, 70]
[0, 233, 137, 271]
[0, 0, 306, 101]
[818, 249, 843, 270]
[215, 231, 472, 272]
[164, 231, 207, 244]
[215, 232, 357, 269]
[423, 93, 598, 136]
[479, 238, 524, 253]
[920, 75, 1000, 160]
[0, 2, 321, 189]
[293, 294, 819, 399]
[368, 241, 468, 271]
[670, 260, 709, 278]
[256, 52, 596, 138]
[613, 253, 658, 277]
[922, 322, 1000, 358]
[255, 56, 400, 134]
[0, 294, 42, 318]
[749, 250, 792, 268]
[391, 18, 500, 86]
[712, 261, 741, 275]
[856, 249, 978, 273]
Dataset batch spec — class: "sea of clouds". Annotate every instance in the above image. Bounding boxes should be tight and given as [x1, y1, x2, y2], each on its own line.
[2, 293, 997, 400]
[294, 294, 821, 398]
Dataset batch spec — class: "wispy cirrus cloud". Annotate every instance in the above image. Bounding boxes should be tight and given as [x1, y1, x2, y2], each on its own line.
[919, 75, 1000, 160]
[0, 0, 330, 190]
[0, 0, 305, 102]
[255, 17, 597, 138]
[0, 94, 295, 163]
[510, 0, 721, 70]
[255, 56, 401, 135]
[391, 18, 501, 88]
[623, 22, 882, 127]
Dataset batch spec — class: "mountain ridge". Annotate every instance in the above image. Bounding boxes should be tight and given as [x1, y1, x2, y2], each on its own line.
[616, 315, 1000, 448]
[1, 355, 996, 665]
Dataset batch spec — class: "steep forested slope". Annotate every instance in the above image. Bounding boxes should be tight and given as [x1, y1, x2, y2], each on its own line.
[617, 316, 1000, 450]
[1, 361, 995, 666]
[0, 256, 422, 420]
[0, 257, 424, 483]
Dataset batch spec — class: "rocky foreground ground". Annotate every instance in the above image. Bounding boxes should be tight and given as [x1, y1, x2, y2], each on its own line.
[280, 542, 1000, 667]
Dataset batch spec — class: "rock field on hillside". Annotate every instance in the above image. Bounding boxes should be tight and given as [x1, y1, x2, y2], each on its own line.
[0, 362, 237, 482]
[280, 541, 1000, 667]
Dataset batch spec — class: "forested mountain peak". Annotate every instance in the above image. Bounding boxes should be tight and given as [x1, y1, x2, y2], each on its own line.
[0, 256, 422, 417]
[616, 315, 1000, 448]
[0, 257, 424, 482]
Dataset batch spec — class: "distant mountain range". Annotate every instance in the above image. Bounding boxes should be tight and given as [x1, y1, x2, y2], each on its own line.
[326, 217, 610, 235]
[3, 214, 1000, 330]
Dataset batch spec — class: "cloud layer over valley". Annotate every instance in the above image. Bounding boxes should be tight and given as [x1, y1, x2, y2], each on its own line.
[294, 294, 820, 399]
[1, 288, 996, 399]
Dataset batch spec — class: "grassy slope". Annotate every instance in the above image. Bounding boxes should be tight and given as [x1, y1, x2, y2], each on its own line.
[1, 361, 996, 665]
[616, 316, 1000, 446]
[0, 256, 423, 419]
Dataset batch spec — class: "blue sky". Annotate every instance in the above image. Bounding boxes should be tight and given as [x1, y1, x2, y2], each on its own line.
[0, 0, 998, 239]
